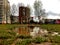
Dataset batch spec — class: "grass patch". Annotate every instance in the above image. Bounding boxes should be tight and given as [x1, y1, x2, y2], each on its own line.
[32, 36, 47, 43]
[16, 39, 32, 45]
[0, 24, 60, 45]
[50, 35, 60, 43]
[0, 24, 20, 30]
[0, 39, 15, 45]
[40, 24, 60, 32]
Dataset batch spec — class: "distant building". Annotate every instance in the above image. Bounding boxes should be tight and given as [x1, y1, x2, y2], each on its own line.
[19, 6, 30, 24]
[10, 15, 19, 23]
[0, 0, 11, 24]
[44, 15, 60, 24]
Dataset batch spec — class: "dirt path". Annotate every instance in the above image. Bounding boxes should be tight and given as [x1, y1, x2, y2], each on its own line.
[30, 42, 52, 45]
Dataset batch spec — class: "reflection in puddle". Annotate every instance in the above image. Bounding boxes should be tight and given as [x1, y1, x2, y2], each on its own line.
[30, 27, 40, 36]
[15, 26, 40, 36]
[18, 27, 30, 36]
[15, 26, 60, 37]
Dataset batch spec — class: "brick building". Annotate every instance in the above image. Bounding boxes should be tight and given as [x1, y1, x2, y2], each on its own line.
[19, 6, 30, 24]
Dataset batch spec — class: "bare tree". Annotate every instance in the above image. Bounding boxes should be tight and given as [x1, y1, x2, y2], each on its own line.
[27, 4, 31, 15]
[11, 4, 17, 16]
[18, 3, 24, 7]
[34, 0, 42, 17]
[40, 9, 46, 17]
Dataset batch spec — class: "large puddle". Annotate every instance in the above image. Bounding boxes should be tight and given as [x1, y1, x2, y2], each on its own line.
[14, 26, 60, 37]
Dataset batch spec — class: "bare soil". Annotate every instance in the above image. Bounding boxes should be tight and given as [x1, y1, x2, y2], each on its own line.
[29, 42, 52, 45]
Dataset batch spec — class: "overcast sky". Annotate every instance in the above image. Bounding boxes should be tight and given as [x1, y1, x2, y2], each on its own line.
[8, 0, 60, 14]
[8, 0, 60, 19]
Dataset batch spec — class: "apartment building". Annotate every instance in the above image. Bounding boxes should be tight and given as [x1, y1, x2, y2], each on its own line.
[0, 0, 11, 24]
